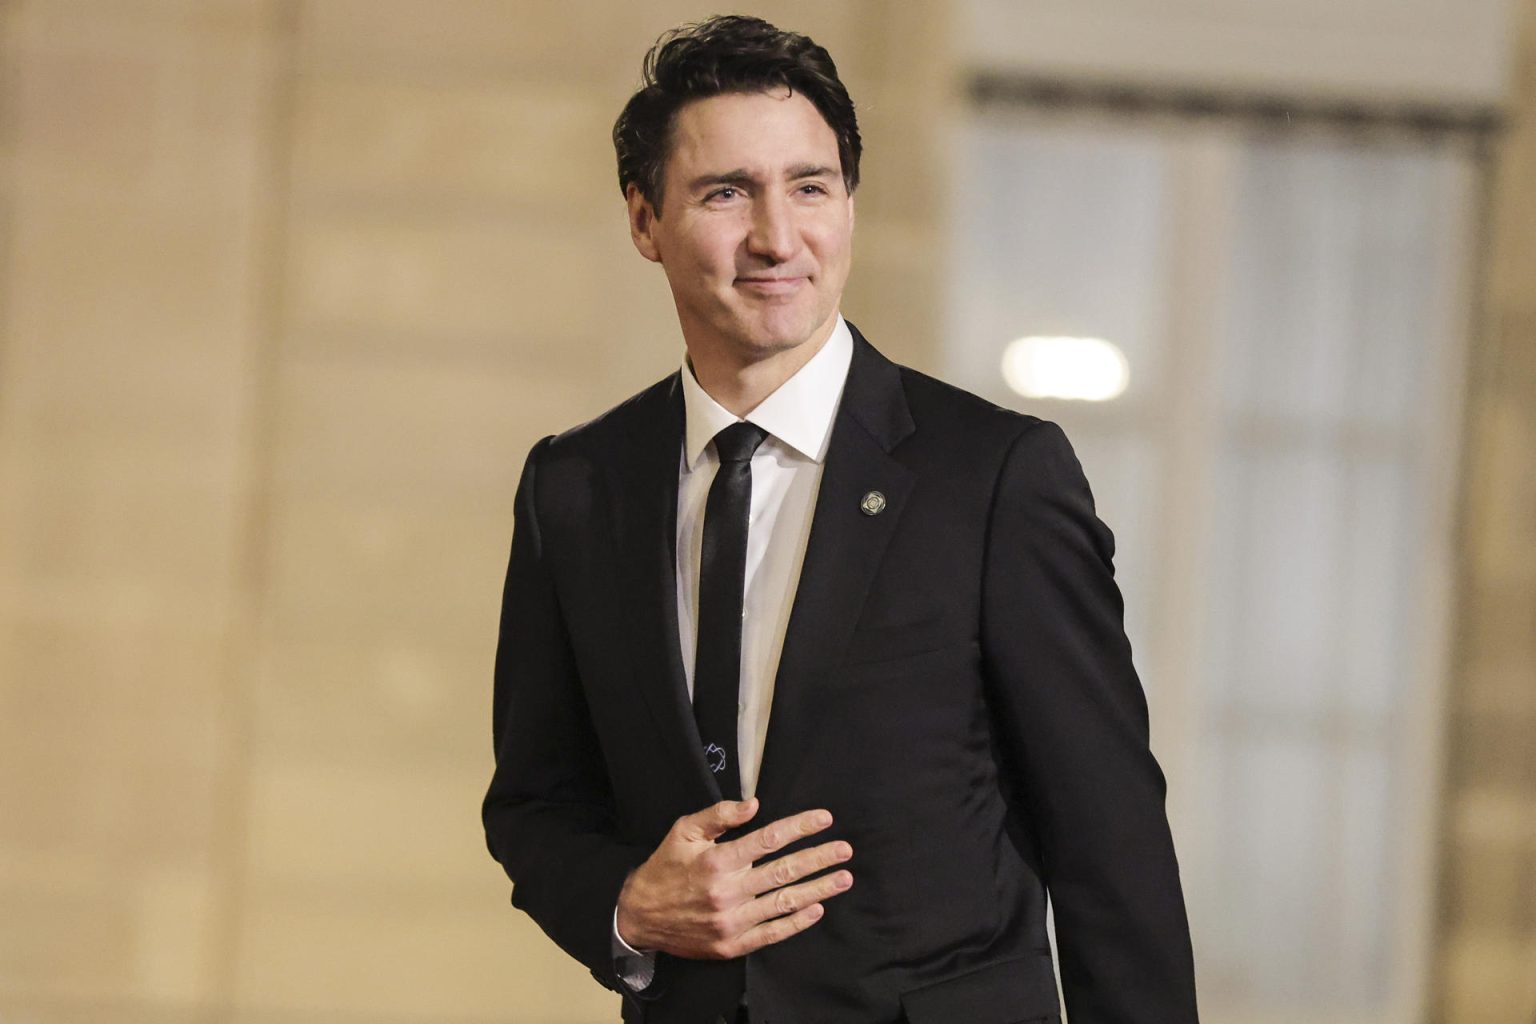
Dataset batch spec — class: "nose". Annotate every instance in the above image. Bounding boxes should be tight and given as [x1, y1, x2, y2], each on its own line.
[745, 192, 797, 264]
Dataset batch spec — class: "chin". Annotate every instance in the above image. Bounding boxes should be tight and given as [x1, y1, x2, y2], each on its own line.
[735, 309, 830, 355]
[737, 329, 812, 360]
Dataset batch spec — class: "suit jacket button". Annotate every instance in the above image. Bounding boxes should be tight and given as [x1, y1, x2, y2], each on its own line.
[860, 490, 886, 515]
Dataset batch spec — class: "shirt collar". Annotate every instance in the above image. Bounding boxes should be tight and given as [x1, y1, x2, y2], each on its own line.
[680, 315, 853, 471]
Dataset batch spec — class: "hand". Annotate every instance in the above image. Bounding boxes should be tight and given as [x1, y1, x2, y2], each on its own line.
[615, 798, 854, 960]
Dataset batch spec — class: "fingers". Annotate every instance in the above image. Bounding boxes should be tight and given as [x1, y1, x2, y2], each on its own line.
[723, 807, 835, 870]
[728, 901, 828, 958]
[677, 798, 759, 843]
[742, 839, 853, 897]
[646, 804, 852, 960]
[741, 864, 853, 928]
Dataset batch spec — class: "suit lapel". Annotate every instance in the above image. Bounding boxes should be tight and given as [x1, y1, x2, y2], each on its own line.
[754, 327, 916, 808]
[613, 375, 721, 806]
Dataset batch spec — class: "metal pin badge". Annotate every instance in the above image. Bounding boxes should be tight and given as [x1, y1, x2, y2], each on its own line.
[860, 490, 887, 516]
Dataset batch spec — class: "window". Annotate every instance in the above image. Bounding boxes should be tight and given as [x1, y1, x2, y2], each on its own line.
[946, 107, 1478, 1023]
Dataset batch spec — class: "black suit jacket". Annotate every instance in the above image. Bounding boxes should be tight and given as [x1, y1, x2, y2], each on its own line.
[483, 325, 1199, 1023]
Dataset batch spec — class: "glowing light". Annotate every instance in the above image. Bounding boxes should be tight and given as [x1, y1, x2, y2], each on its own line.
[1001, 336, 1130, 402]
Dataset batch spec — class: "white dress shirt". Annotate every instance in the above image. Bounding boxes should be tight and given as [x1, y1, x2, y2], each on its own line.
[612, 316, 854, 987]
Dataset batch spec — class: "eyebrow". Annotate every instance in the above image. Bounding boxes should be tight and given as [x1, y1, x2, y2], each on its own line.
[686, 164, 839, 193]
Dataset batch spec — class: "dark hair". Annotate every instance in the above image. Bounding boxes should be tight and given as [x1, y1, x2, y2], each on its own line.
[613, 15, 861, 215]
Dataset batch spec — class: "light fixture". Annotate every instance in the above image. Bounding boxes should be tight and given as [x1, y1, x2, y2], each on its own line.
[1001, 335, 1129, 402]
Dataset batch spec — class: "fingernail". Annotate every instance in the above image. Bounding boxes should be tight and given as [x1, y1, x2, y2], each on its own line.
[836, 871, 852, 889]
[815, 811, 832, 827]
[809, 904, 825, 919]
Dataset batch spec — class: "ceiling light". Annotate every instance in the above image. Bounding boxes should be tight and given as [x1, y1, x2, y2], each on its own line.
[1001, 335, 1130, 401]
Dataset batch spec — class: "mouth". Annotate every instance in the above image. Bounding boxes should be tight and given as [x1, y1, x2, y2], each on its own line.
[736, 275, 807, 296]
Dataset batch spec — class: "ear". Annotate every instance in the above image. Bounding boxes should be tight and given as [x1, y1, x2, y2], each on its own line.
[627, 184, 663, 264]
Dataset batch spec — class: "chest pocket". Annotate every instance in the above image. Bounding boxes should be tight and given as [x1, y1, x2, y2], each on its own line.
[843, 611, 969, 666]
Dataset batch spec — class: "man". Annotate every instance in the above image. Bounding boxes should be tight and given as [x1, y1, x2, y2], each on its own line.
[483, 15, 1199, 1024]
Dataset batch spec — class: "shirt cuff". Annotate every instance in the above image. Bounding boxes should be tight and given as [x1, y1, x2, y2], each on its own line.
[611, 905, 657, 990]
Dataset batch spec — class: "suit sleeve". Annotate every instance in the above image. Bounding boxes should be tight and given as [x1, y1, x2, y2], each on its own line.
[482, 436, 651, 991]
[981, 420, 1200, 1024]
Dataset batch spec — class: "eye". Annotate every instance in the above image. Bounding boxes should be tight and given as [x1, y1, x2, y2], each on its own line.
[798, 182, 829, 196]
[706, 186, 740, 202]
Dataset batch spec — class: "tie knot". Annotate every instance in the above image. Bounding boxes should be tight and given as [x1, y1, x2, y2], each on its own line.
[713, 422, 768, 464]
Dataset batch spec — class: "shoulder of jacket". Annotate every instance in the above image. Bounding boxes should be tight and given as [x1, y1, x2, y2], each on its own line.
[893, 362, 1049, 443]
[539, 372, 677, 461]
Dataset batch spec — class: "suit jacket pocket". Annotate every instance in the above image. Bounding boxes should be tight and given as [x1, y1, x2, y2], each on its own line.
[842, 616, 967, 666]
[900, 953, 1060, 1024]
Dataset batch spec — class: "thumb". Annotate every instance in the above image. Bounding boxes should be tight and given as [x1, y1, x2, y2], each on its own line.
[685, 798, 758, 842]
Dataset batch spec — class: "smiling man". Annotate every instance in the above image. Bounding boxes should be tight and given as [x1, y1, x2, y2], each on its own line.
[482, 15, 1200, 1024]
[627, 87, 853, 414]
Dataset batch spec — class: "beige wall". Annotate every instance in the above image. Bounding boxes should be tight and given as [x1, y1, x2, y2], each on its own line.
[0, 1, 951, 1020]
[1435, 0, 1536, 1019]
[962, 0, 1518, 106]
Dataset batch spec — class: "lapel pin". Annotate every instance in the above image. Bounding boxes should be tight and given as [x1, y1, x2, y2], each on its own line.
[860, 490, 886, 516]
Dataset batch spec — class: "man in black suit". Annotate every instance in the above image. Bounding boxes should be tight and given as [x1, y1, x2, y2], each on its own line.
[483, 15, 1199, 1024]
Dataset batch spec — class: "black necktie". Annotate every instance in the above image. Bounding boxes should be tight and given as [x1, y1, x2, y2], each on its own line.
[694, 421, 768, 800]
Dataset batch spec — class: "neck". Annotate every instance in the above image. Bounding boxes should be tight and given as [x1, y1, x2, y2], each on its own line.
[685, 315, 839, 417]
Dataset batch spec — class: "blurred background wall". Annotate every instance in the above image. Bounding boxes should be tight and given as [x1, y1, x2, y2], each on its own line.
[0, 1, 1530, 1023]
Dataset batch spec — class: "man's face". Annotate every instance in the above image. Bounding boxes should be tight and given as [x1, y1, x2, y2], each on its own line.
[627, 89, 855, 364]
